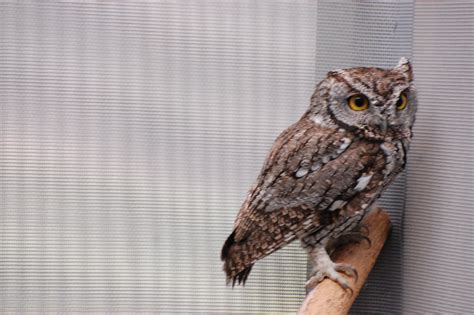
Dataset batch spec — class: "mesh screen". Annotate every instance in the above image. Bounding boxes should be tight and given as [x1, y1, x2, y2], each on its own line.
[1, 1, 472, 314]
[401, 1, 473, 313]
[0, 1, 316, 313]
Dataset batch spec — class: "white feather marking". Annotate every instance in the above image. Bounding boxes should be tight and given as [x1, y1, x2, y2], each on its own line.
[354, 174, 373, 192]
[337, 137, 352, 153]
[311, 162, 322, 172]
[380, 143, 391, 155]
[329, 200, 347, 211]
[396, 141, 405, 161]
[322, 155, 330, 164]
[311, 115, 325, 126]
[381, 142, 396, 177]
[295, 167, 309, 178]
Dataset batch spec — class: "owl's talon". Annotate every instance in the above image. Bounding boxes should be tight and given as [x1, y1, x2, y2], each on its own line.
[305, 268, 353, 293]
[306, 246, 356, 293]
[361, 235, 372, 248]
[358, 224, 372, 248]
[335, 262, 358, 282]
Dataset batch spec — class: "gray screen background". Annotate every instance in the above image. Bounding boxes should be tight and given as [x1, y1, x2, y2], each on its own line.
[1, 1, 472, 313]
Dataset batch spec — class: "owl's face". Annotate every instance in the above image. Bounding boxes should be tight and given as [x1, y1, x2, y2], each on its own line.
[309, 58, 417, 141]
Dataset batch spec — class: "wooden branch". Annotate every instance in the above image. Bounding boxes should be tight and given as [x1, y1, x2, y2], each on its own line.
[298, 207, 392, 315]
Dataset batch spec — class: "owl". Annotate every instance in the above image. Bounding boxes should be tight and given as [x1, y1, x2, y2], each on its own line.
[221, 58, 417, 291]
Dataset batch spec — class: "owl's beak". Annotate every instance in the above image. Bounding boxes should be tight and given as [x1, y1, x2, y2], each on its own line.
[378, 120, 388, 134]
[369, 115, 387, 135]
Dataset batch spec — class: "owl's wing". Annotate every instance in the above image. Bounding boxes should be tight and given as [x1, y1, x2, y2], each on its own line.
[221, 117, 387, 285]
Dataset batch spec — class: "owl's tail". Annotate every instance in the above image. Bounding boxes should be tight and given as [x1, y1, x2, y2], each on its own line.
[221, 230, 254, 287]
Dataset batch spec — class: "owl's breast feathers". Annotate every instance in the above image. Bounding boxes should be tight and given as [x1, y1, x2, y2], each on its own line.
[221, 117, 407, 285]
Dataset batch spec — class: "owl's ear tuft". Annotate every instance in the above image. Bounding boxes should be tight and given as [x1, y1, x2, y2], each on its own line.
[326, 69, 343, 78]
[395, 57, 413, 82]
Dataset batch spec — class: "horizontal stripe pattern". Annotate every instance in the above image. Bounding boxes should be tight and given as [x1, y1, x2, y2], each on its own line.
[402, 1, 473, 313]
[0, 1, 317, 313]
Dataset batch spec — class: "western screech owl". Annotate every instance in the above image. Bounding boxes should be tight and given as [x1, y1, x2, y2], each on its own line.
[221, 58, 417, 291]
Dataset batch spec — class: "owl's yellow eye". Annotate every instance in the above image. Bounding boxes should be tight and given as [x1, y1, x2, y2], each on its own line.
[347, 94, 369, 111]
[396, 93, 408, 110]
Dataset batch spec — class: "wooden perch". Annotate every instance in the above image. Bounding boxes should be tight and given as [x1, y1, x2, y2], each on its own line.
[298, 207, 391, 315]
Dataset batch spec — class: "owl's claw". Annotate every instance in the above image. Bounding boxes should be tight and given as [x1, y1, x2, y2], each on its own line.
[335, 262, 358, 282]
[305, 262, 357, 294]
[357, 224, 372, 248]
[359, 224, 370, 236]
[306, 246, 357, 294]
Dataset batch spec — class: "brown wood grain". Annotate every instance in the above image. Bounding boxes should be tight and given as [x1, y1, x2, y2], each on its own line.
[298, 207, 392, 315]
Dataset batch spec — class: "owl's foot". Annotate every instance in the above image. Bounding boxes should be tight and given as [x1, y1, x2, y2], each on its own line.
[305, 246, 357, 294]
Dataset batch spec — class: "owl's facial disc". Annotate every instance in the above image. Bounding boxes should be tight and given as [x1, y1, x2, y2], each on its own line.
[318, 61, 416, 140]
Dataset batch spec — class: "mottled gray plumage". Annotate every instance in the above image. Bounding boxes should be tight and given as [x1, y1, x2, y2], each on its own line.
[221, 58, 416, 289]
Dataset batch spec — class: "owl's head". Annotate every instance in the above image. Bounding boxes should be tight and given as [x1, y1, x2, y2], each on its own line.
[308, 58, 417, 141]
